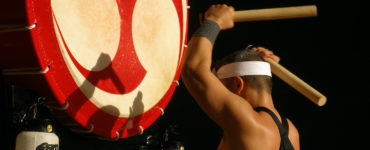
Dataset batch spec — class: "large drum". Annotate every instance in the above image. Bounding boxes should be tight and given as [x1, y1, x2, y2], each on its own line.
[0, 0, 188, 139]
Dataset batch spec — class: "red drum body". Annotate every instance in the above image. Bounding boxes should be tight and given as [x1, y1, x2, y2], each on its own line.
[0, 0, 188, 139]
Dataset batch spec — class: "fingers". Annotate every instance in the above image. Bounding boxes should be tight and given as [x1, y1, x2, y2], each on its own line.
[205, 4, 235, 30]
[269, 55, 281, 63]
[210, 4, 234, 10]
[251, 47, 280, 63]
[253, 47, 272, 56]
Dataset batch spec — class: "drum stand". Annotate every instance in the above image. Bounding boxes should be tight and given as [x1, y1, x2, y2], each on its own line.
[1, 22, 49, 76]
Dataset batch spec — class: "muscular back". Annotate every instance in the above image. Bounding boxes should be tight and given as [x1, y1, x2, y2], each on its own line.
[218, 108, 300, 150]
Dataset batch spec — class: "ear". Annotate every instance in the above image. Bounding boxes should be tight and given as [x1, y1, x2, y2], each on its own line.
[234, 76, 244, 95]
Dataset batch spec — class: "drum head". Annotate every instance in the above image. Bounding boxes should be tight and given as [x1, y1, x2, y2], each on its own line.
[27, 0, 188, 138]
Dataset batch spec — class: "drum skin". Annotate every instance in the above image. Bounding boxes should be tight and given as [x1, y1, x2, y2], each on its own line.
[0, 0, 188, 139]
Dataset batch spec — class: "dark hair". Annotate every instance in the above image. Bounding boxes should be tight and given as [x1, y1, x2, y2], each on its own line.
[214, 49, 272, 93]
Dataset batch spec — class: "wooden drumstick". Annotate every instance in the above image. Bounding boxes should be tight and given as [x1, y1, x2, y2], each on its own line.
[234, 5, 317, 22]
[265, 58, 327, 106]
[233, 5, 324, 106]
[201, 5, 324, 105]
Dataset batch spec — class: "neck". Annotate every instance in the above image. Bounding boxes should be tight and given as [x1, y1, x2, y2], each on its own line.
[243, 89, 274, 109]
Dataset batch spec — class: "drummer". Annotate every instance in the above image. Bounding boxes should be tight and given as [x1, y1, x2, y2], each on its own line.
[181, 4, 300, 150]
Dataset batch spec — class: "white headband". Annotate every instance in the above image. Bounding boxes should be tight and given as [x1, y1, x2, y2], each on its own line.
[214, 61, 272, 79]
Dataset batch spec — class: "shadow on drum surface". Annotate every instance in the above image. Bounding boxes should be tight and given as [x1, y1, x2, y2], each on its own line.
[79, 53, 125, 98]
[62, 53, 144, 139]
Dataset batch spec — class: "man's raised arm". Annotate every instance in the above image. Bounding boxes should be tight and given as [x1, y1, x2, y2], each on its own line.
[181, 5, 252, 128]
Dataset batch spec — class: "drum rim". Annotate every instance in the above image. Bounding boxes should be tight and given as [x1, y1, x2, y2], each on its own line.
[26, 0, 188, 138]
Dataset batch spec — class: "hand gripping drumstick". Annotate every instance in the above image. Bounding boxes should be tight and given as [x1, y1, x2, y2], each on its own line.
[265, 58, 327, 106]
[200, 5, 326, 105]
[232, 5, 326, 106]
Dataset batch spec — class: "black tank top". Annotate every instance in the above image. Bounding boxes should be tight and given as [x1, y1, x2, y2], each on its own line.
[254, 107, 295, 150]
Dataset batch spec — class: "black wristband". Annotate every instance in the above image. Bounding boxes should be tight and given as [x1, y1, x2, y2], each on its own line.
[192, 19, 220, 45]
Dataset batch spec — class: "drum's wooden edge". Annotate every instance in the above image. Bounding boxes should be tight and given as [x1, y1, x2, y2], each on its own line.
[1, 0, 190, 139]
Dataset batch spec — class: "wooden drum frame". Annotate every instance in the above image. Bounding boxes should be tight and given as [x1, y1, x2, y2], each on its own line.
[1, 0, 188, 139]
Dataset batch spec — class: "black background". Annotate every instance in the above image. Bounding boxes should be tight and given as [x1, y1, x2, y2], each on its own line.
[1, 0, 366, 150]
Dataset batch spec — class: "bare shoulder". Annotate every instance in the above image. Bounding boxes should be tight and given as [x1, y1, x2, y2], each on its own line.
[287, 118, 300, 150]
[221, 95, 261, 131]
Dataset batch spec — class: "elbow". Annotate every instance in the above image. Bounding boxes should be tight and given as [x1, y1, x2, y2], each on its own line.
[181, 63, 211, 84]
[181, 63, 205, 82]
[181, 64, 196, 80]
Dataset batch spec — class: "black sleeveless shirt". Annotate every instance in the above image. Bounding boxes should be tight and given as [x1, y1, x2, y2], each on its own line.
[254, 107, 295, 150]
